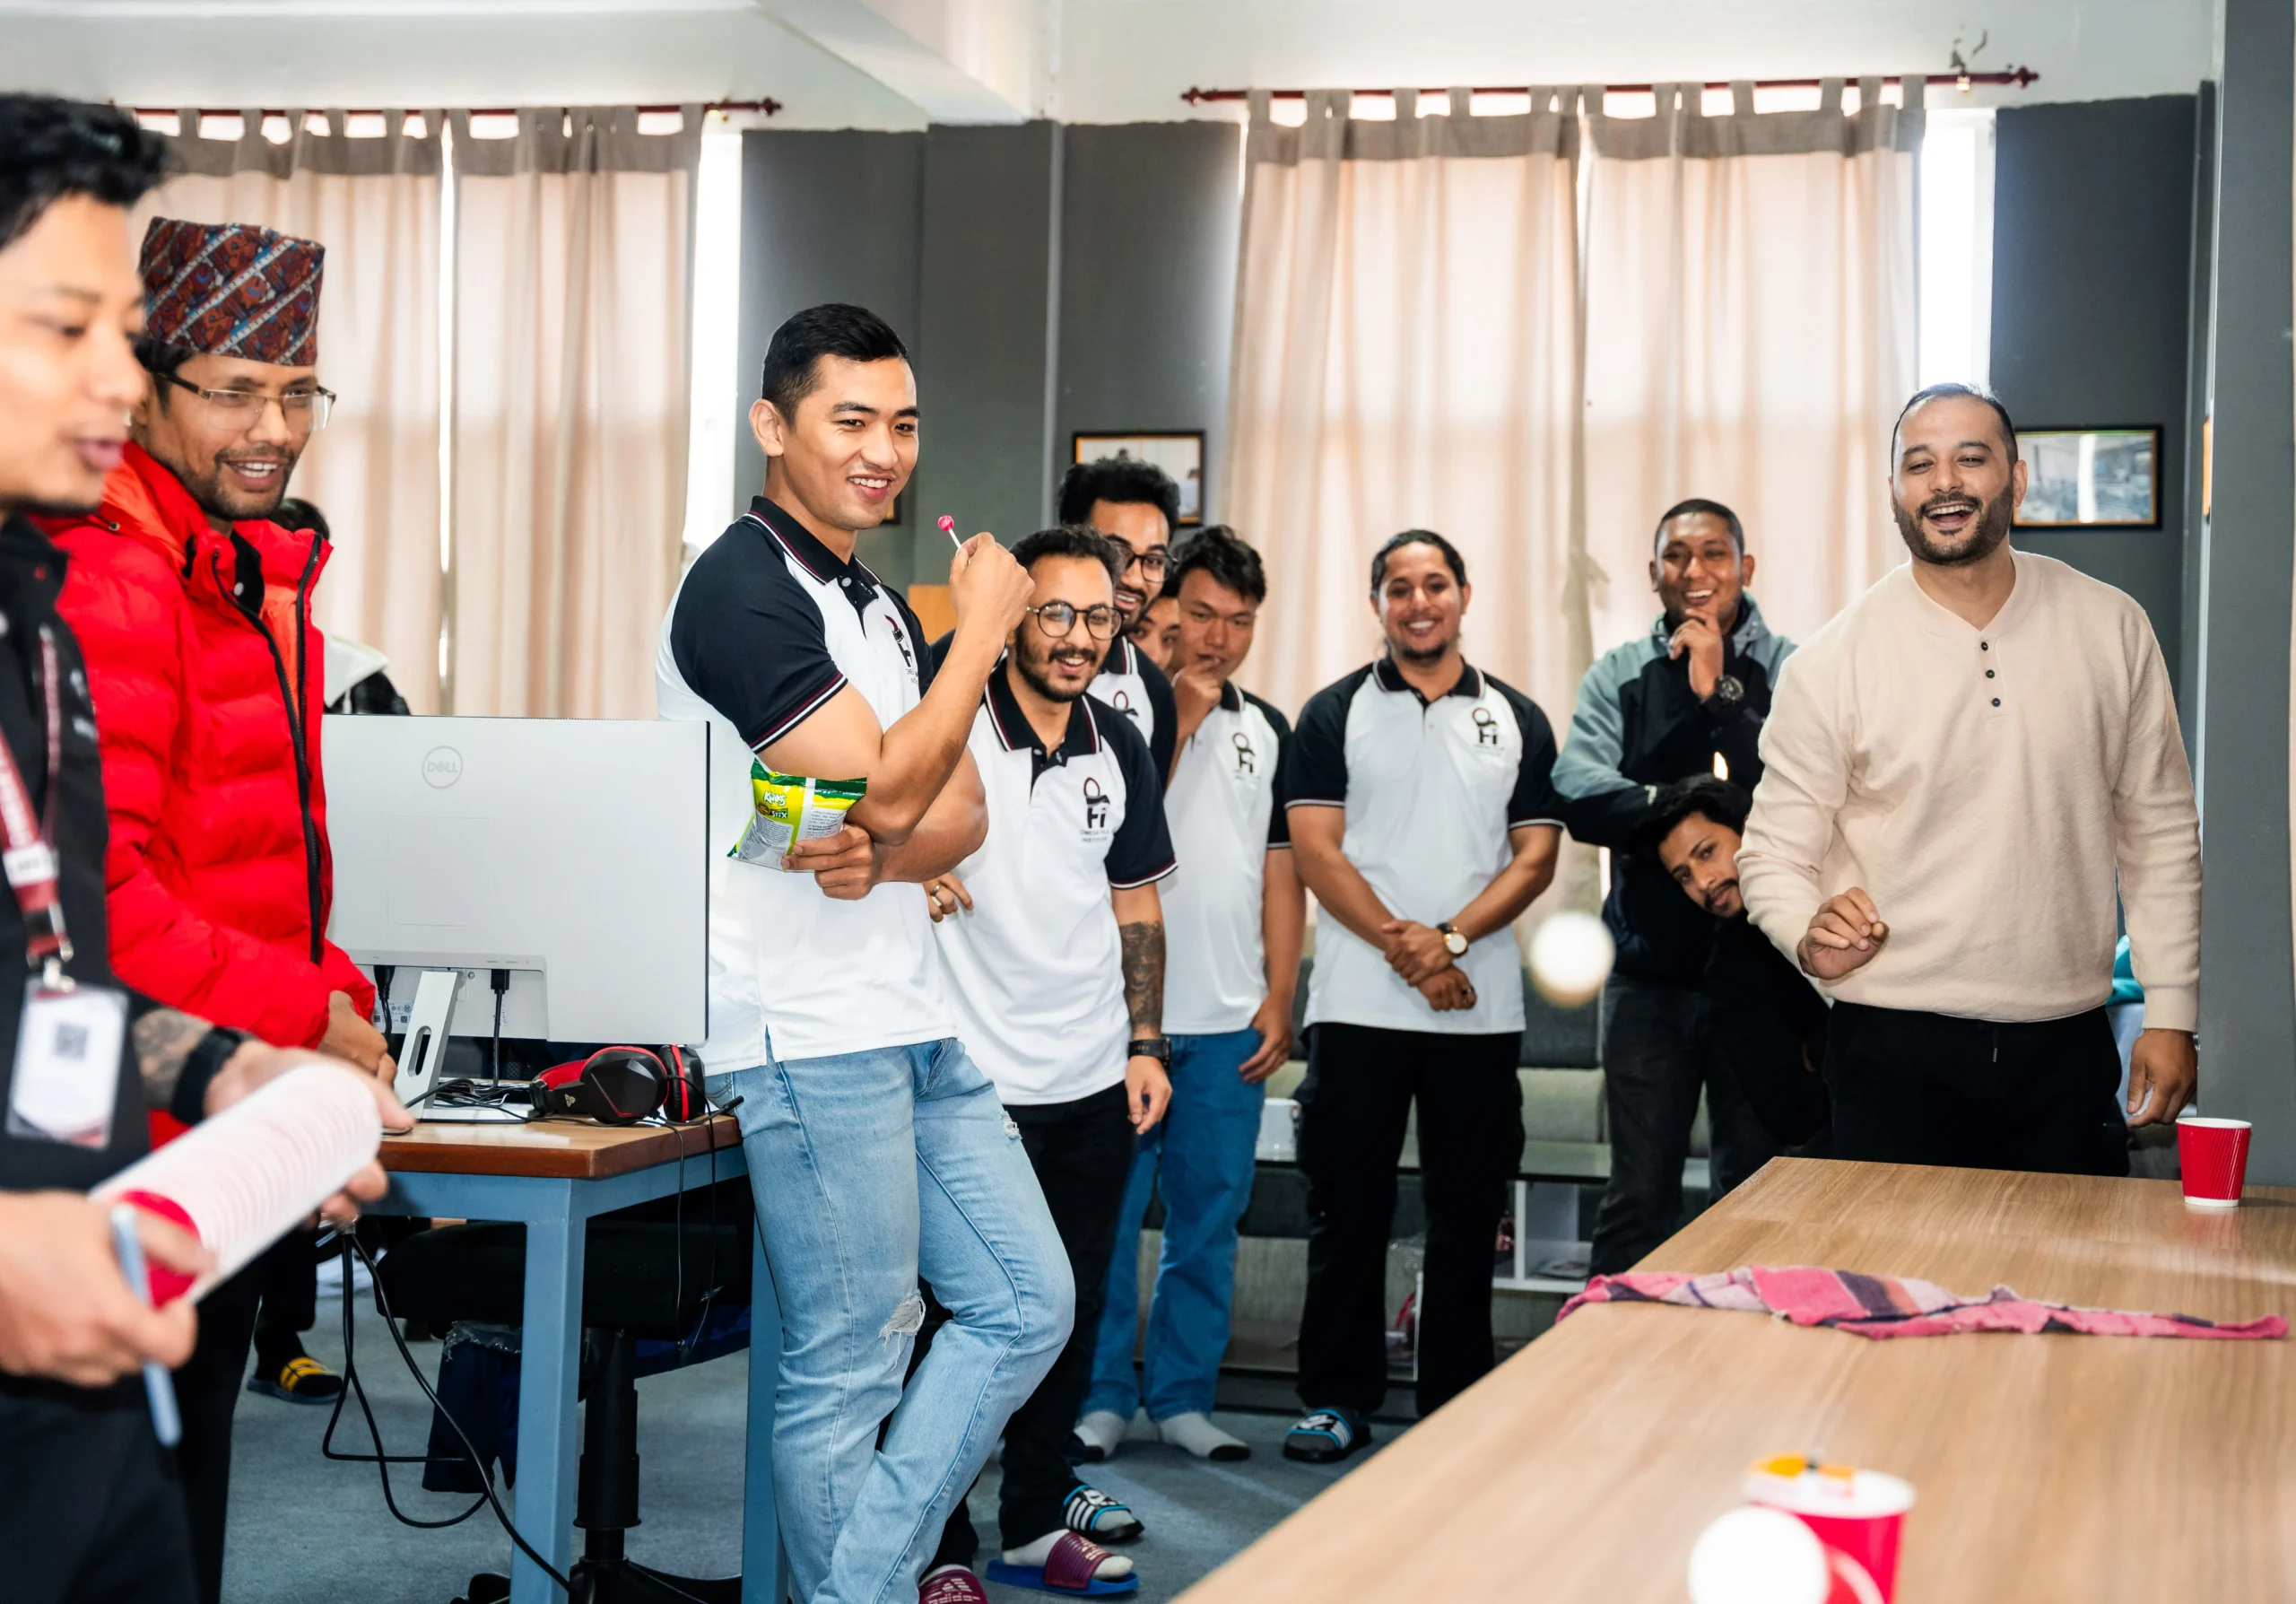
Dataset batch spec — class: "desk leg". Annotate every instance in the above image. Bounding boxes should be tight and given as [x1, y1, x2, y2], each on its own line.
[511, 1201, 584, 1604]
[742, 1216, 782, 1604]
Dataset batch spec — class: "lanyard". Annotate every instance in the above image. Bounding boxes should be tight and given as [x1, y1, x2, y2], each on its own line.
[0, 625, 69, 980]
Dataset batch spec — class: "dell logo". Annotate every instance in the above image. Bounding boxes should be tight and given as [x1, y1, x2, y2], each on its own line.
[422, 746, 465, 789]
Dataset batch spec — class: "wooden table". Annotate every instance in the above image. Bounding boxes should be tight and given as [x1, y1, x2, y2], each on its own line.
[372, 1117, 778, 1604]
[1180, 1157, 2296, 1601]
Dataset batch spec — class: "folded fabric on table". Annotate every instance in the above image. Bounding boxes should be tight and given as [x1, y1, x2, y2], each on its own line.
[1556, 1264, 2288, 1339]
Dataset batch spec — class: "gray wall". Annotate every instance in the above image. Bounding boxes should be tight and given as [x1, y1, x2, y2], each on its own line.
[2196, 0, 2296, 1181]
[1991, 96, 2196, 702]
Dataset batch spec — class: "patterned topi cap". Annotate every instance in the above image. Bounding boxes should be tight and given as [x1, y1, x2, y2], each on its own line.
[139, 217, 325, 367]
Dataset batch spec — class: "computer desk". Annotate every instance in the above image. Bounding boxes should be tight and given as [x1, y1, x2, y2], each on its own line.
[373, 1117, 779, 1604]
[1179, 1157, 2296, 1601]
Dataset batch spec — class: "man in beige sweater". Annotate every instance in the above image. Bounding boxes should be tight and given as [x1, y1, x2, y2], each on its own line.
[1739, 384, 2200, 1172]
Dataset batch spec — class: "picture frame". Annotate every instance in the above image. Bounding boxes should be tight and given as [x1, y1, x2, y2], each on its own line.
[2012, 427, 2162, 529]
[1072, 431, 1205, 526]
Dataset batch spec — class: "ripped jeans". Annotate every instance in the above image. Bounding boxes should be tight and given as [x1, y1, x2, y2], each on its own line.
[714, 1037, 1072, 1604]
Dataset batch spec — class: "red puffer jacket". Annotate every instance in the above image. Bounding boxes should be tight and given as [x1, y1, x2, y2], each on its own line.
[40, 443, 374, 1059]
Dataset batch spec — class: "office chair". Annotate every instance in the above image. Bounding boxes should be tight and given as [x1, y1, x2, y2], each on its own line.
[375, 1184, 752, 1604]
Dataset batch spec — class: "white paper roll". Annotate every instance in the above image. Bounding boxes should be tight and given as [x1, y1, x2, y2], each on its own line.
[94, 1061, 382, 1299]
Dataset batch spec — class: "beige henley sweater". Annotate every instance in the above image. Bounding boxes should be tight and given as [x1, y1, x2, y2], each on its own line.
[1739, 551, 2200, 1032]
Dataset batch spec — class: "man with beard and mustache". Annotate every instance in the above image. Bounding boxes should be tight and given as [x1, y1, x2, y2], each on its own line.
[1641, 776, 1830, 1155]
[918, 526, 1174, 1600]
[1739, 383, 2200, 1172]
[1279, 529, 1564, 1464]
[1057, 458, 1179, 777]
[38, 216, 395, 1604]
[1553, 498, 1795, 1277]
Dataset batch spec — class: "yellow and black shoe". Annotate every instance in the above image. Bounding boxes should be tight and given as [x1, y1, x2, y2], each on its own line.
[247, 1352, 346, 1405]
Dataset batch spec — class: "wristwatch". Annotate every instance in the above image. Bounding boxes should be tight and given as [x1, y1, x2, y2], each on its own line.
[1127, 1036, 1172, 1068]
[1704, 674, 1745, 710]
[1438, 921, 1469, 957]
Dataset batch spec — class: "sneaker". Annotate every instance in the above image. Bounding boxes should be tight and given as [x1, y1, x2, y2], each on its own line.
[247, 1352, 345, 1405]
[919, 1565, 988, 1604]
[1283, 1406, 1370, 1464]
[1062, 1482, 1144, 1543]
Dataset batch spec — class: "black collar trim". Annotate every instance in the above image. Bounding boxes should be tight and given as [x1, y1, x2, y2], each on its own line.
[1372, 655, 1483, 702]
[745, 495, 876, 597]
[1220, 679, 1243, 713]
[985, 658, 1102, 764]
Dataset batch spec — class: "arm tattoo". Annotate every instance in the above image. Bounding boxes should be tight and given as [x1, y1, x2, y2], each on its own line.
[1118, 920, 1164, 1037]
[133, 1008, 212, 1111]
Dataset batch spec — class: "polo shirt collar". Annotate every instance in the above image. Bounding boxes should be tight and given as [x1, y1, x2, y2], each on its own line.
[1371, 654, 1483, 703]
[1219, 679, 1243, 713]
[748, 495, 885, 611]
[986, 658, 1101, 782]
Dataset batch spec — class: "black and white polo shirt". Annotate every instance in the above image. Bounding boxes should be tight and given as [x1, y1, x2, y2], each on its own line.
[655, 495, 952, 1068]
[1162, 682, 1292, 1036]
[934, 667, 1176, 1106]
[1091, 635, 1177, 780]
[1286, 657, 1564, 1036]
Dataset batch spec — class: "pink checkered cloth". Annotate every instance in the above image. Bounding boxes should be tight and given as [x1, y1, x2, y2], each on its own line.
[1556, 1265, 2287, 1339]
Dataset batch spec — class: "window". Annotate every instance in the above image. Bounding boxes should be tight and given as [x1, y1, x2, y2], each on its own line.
[682, 120, 746, 553]
[1918, 109, 1996, 390]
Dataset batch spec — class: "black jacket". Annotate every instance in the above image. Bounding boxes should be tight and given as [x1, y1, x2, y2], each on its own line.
[0, 515, 150, 1194]
[1552, 598, 1795, 986]
[1705, 913, 1831, 1148]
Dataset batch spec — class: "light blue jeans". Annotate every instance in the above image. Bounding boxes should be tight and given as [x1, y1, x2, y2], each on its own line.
[1083, 1028, 1265, 1422]
[716, 1036, 1072, 1604]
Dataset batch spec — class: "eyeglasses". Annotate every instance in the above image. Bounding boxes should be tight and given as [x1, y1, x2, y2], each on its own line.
[1027, 601, 1121, 641]
[154, 372, 335, 433]
[1121, 547, 1170, 579]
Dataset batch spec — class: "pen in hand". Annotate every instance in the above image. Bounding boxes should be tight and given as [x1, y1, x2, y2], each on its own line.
[108, 1204, 182, 1448]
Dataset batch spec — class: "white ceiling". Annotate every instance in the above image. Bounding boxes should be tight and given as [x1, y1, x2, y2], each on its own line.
[0, 0, 2220, 127]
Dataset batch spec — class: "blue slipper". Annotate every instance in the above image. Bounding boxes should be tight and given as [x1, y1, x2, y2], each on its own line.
[984, 1532, 1138, 1595]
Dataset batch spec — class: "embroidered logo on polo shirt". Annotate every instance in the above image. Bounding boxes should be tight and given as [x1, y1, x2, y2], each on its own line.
[1110, 688, 1138, 724]
[1473, 707, 1500, 746]
[1082, 775, 1110, 833]
[1231, 729, 1257, 775]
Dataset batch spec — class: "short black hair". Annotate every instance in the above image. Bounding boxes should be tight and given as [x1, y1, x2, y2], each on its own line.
[1011, 524, 1125, 585]
[759, 302, 909, 422]
[1169, 524, 1266, 605]
[1057, 456, 1180, 536]
[274, 497, 330, 541]
[1892, 382, 2020, 466]
[0, 95, 168, 255]
[1370, 528, 1466, 590]
[1632, 775, 1752, 856]
[1654, 497, 1744, 555]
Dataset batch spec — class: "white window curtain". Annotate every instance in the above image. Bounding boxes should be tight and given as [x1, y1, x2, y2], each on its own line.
[1579, 79, 1922, 652]
[133, 110, 445, 710]
[1222, 87, 1587, 724]
[448, 107, 700, 719]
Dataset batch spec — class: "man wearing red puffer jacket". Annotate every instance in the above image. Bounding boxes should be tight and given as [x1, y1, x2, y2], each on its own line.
[40, 217, 393, 1604]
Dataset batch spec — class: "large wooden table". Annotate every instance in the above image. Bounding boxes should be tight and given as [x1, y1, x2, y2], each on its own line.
[1181, 1158, 2296, 1601]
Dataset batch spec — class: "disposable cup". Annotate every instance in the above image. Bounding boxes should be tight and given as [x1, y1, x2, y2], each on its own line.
[1744, 1459, 1915, 1603]
[2177, 1116, 2252, 1208]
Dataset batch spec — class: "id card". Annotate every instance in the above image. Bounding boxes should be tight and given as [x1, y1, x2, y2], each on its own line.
[4, 980, 127, 1149]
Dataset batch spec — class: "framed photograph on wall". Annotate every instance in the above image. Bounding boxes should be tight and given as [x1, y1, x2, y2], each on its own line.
[2012, 427, 2162, 529]
[1072, 431, 1205, 526]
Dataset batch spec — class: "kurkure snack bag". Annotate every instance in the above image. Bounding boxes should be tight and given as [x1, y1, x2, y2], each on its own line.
[731, 763, 867, 867]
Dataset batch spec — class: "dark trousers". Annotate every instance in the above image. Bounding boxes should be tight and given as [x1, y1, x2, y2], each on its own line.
[171, 1247, 265, 1604]
[251, 1225, 319, 1360]
[935, 1081, 1135, 1562]
[1294, 1023, 1523, 1418]
[1589, 977, 1780, 1277]
[1826, 1001, 2131, 1175]
[0, 1378, 196, 1604]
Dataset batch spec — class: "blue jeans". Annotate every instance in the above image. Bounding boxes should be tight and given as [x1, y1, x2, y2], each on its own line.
[716, 1037, 1072, 1604]
[1083, 1028, 1264, 1422]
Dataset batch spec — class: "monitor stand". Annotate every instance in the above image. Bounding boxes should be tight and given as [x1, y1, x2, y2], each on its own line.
[392, 967, 527, 1125]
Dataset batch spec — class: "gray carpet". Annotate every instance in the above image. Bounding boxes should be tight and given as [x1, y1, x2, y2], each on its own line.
[222, 1296, 1371, 1604]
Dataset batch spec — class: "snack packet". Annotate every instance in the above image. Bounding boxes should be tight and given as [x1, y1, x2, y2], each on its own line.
[731, 763, 867, 868]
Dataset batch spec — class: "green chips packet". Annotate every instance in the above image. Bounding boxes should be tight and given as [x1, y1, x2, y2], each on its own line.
[731, 763, 868, 868]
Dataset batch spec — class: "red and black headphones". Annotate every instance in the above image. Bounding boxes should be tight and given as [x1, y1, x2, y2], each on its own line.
[525, 1044, 708, 1126]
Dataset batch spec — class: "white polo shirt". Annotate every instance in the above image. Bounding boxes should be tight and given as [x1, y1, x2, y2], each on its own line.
[1286, 657, 1564, 1037]
[656, 496, 954, 1068]
[1161, 682, 1292, 1036]
[934, 668, 1176, 1106]
[1091, 635, 1177, 780]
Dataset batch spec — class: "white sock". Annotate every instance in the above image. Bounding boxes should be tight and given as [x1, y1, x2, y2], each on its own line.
[1073, 1409, 1129, 1460]
[1003, 1531, 1133, 1580]
[1157, 1410, 1250, 1460]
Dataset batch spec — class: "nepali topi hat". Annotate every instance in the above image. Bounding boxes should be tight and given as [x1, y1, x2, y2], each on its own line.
[139, 217, 325, 367]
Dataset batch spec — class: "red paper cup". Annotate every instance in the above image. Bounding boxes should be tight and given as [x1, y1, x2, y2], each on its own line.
[1745, 1460, 1915, 1603]
[2177, 1116, 2252, 1208]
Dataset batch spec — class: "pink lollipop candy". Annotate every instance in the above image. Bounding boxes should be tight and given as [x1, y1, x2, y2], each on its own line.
[937, 514, 962, 548]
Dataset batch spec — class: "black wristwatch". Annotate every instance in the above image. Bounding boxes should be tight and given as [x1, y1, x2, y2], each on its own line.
[1126, 1036, 1172, 1068]
[1704, 674, 1745, 712]
[171, 1025, 250, 1125]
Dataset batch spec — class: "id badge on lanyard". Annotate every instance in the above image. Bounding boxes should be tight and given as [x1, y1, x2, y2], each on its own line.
[0, 625, 127, 1150]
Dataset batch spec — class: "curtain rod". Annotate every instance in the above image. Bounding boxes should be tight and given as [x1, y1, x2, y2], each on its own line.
[1179, 69, 2038, 105]
[129, 97, 783, 118]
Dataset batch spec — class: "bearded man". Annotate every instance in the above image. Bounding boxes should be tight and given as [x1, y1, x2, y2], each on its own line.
[1737, 383, 2201, 1172]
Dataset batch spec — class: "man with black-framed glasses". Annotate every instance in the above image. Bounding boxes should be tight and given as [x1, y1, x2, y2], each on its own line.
[40, 216, 393, 1604]
[916, 525, 1176, 1598]
[1058, 458, 1179, 778]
